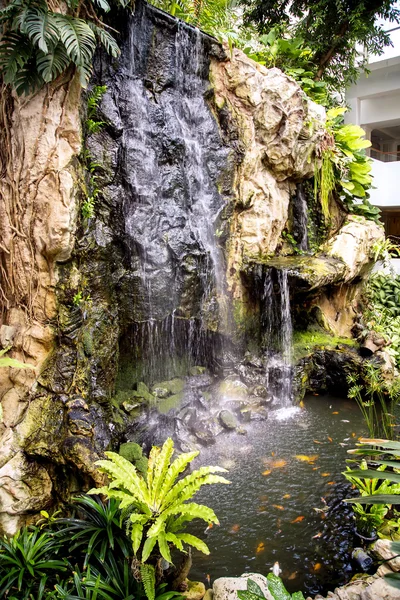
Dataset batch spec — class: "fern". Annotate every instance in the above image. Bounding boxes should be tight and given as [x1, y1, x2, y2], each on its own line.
[89, 437, 230, 584]
[140, 564, 156, 600]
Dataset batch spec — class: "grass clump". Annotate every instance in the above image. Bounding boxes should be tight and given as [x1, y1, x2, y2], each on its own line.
[293, 329, 357, 360]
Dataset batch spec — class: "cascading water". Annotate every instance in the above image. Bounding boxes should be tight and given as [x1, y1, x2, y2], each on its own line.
[106, 3, 229, 384]
[261, 268, 293, 406]
[292, 182, 309, 253]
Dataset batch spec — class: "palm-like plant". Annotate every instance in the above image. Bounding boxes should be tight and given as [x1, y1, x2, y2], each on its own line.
[0, 526, 67, 599]
[54, 495, 132, 569]
[0, 0, 129, 95]
[89, 438, 230, 565]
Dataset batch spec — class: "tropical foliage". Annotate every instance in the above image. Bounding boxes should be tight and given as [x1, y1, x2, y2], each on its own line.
[343, 439, 400, 548]
[346, 363, 399, 439]
[0, 0, 129, 95]
[239, 0, 400, 92]
[314, 106, 380, 223]
[237, 574, 305, 600]
[89, 438, 230, 569]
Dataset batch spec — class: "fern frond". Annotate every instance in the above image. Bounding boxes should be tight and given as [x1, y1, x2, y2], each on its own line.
[36, 42, 70, 82]
[24, 7, 60, 53]
[140, 563, 156, 600]
[150, 438, 175, 506]
[146, 445, 160, 497]
[95, 452, 150, 504]
[87, 21, 120, 58]
[161, 468, 230, 511]
[157, 449, 199, 505]
[141, 536, 157, 562]
[165, 531, 184, 552]
[167, 503, 219, 530]
[158, 532, 172, 563]
[131, 523, 144, 555]
[175, 533, 210, 555]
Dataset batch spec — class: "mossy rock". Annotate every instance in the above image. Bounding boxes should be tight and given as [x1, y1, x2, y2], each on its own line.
[155, 378, 184, 395]
[189, 366, 206, 376]
[293, 329, 358, 361]
[156, 392, 184, 415]
[218, 379, 248, 399]
[119, 442, 148, 476]
[183, 580, 206, 600]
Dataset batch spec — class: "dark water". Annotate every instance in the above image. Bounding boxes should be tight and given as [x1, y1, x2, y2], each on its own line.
[189, 395, 365, 596]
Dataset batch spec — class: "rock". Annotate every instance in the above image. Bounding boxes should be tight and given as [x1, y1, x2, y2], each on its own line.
[203, 590, 213, 600]
[119, 442, 143, 463]
[157, 393, 184, 415]
[122, 400, 140, 413]
[152, 387, 170, 399]
[219, 410, 239, 430]
[252, 385, 268, 398]
[360, 332, 386, 356]
[213, 574, 273, 600]
[156, 378, 185, 395]
[373, 539, 400, 572]
[190, 366, 207, 376]
[183, 580, 206, 600]
[219, 379, 249, 400]
[360, 577, 400, 600]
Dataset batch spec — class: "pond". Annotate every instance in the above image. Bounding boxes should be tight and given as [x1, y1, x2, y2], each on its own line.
[189, 394, 365, 597]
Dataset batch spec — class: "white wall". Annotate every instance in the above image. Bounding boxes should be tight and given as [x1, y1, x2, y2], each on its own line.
[369, 158, 400, 206]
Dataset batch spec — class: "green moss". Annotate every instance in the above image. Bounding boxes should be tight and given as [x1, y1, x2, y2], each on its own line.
[156, 392, 184, 415]
[293, 329, 357, 361]
[119, 442, 148, 476]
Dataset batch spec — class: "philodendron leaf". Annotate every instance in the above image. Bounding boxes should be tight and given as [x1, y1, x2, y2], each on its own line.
[266, 574, 291, 600]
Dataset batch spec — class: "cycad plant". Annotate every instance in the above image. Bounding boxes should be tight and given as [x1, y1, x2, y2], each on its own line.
[89, 438, 230, 597]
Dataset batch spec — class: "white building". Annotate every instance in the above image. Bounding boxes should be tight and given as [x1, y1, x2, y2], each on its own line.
[345, 27, 400, 239]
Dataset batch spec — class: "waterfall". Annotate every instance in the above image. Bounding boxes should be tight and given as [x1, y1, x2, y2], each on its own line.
[262, 268, 293, 405]
[108, 4, 229, 383]
[293, 182, 309, 252]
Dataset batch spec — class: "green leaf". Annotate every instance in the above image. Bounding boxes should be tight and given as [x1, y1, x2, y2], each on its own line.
[24, 7, 60, 53]
[158, 532, 172, 563]
[343, 494, 399, 504]
[0, 356, 34, 369]
[0, 32, 32, 85]
[142, 535, 157, 561]
[36, 42, 70, 82]
[176, 533, 210, 555]
[54, 14, 95, 65]
[344, 469, 400, 484]
[247, 578, 264, 597]
[87, 22, 120, 58]
[266, 573, 291, 600]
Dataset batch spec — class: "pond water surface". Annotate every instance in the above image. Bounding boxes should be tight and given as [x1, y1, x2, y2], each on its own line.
[190, 394, 365, 596]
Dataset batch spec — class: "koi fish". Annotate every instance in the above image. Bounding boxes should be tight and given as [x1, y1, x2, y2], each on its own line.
[312, 532, 322, 539]
[291, 516, 305, 524]
[341, 420, 350, 423]
[230, 524, 240, 533]
[312, 563, 322, 572]
[204, 523, 213, 534]
[271, 562, 282, 576]
[321, 472, 331, 477]
[206, 574, 211, 586]
[295, 454, 319, 463]
[283, 494, 291, 499]
[332, 411, 339, 415]
[327, 436, 333, 442]
[327, 481, 335, 485]
[262, 469, 272, 476]
[272, 504, 285, 511]
[313, 440, 323, 444]
[256, 542, 265, 554]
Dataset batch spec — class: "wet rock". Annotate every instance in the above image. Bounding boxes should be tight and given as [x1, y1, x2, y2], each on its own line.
[66, 397, 89, 411]
[122, 400, 141, 413]
[218, 379, 248, 400]
[157, 393, 184, 415]
[152, 387, 170, 399]
[219, 410, 238, 430]
[213, 574, 273, 600]
[157, 378, 185, 395]
[252, 385, 268, 398]
[189, 366, 207, 376]
[373, 539, 400, 572]
[183, 580, 206, 600]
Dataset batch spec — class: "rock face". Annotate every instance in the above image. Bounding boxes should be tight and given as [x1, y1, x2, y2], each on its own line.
[210, 50, 326, 306]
